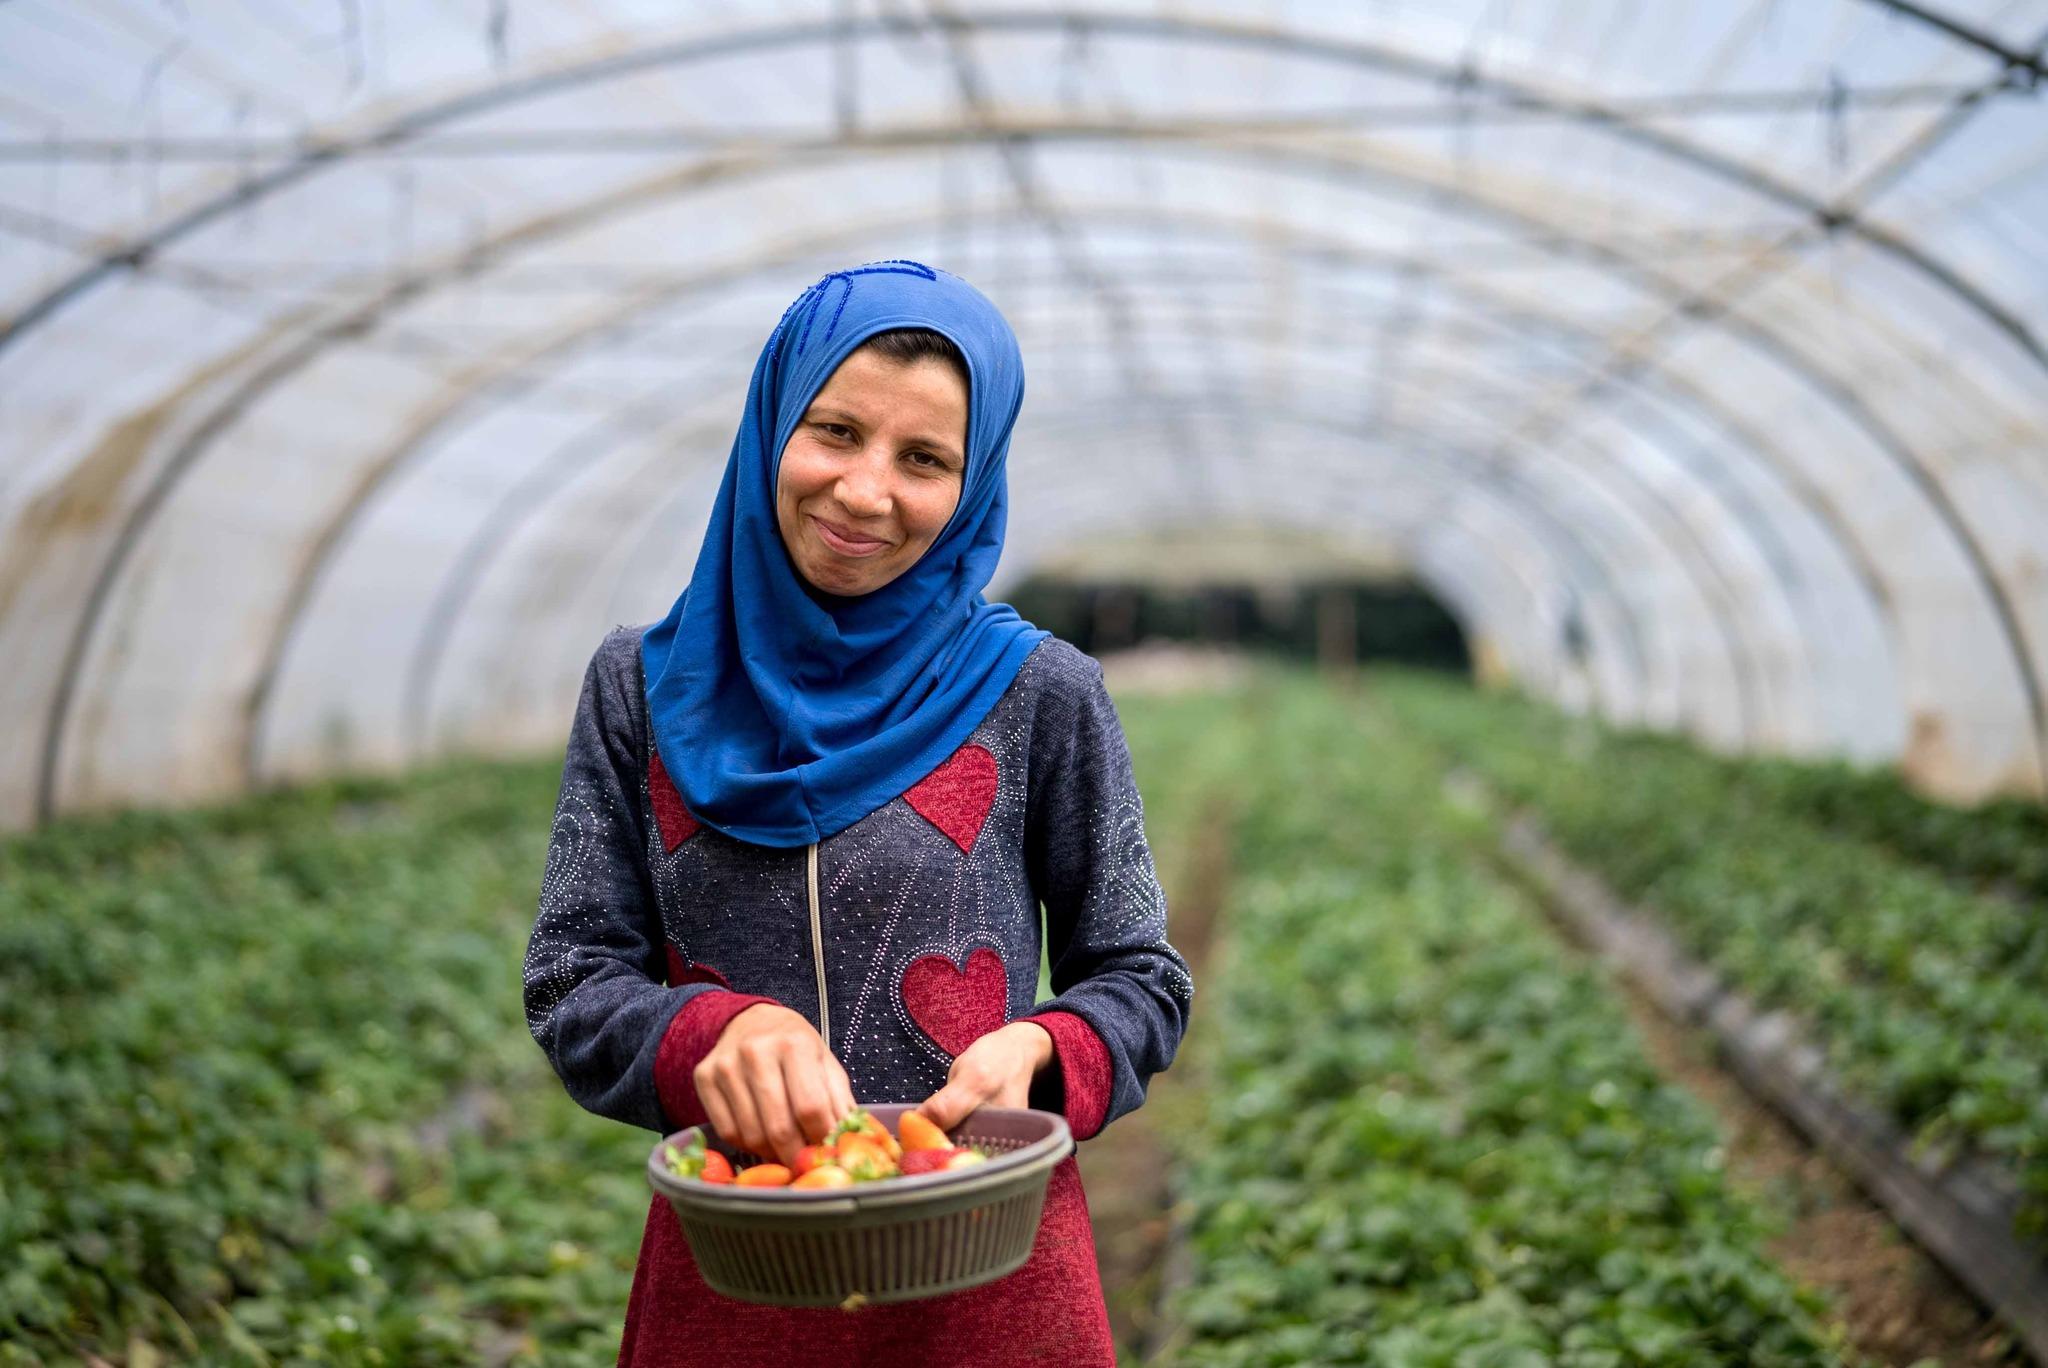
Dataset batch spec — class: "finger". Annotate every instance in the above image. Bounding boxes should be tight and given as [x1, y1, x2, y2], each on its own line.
[920, 1075, 991, 1132]
[917, 1084, 958, 1132]
[741, 1042, 802, 1164]
[698, 1069, 739, 1150]
[782, 1049, 839, 1147]
[825, 1054, 858, 1123]
[718, 1060, 769, 1160]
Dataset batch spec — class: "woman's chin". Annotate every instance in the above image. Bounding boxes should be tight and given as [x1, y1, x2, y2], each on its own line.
[801, 556, 886, 597]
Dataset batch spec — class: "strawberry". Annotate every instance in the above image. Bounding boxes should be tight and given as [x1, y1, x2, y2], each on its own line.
[828, 1109, 876, 1143]
[834, 1134, 898, 1181]
[897, 1111, 951, 1152]
[699, 1150, 735, 1184]
[791, 1165, 854, 1190]
[901, 1145, 991, 1175]
[830, 1109, 903, 1162]
[664, 1134, 723, 1182]
[792, 1143, 835, 1178]
[735, 1163, 793, 1187]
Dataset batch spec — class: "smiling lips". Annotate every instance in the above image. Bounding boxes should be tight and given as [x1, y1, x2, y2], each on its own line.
[811, 515, 892, 557]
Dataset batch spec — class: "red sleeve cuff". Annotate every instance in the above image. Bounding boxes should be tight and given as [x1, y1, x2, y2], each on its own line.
[1024, 1010, 1114, 1141]
[653, 990, 777, 1131]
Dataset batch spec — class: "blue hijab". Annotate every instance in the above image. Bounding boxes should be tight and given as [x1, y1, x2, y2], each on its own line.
[640, 261, 1047, 847]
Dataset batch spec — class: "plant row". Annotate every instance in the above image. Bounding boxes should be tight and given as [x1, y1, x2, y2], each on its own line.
[1390, 679, 2047, 901]
[1374, 672, 2048, 1243]
[0, 760, 651, 1366]
[1728, 757, 2046, 903]
[0, 683, 1242, 1367]
[1159, 675, 1854, 1366]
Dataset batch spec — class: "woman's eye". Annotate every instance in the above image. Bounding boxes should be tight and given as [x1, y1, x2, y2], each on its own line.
[820, 423, 855, 441]
[906, 450, 952, 472]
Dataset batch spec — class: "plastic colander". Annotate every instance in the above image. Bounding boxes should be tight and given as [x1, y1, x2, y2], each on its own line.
[645, 1103, 1073, 1308]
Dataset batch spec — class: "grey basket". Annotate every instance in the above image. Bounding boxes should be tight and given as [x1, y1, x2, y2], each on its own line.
[646, 1103, 1073, 1308]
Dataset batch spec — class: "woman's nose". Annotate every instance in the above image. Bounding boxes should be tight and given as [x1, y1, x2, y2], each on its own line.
[833, 449, 892, 518]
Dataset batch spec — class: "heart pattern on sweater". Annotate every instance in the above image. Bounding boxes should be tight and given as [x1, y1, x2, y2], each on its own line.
[903, 743, 998, 854]
[900, 946, 1008, 1057]
[664, 946, 732, 991]
[648, 747, 702, 851]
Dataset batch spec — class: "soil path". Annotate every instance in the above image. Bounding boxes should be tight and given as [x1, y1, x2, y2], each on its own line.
[1079, 795, 1232, 1363]
[1608, 976, 2024, 1366]
[1445, 755, 2027, 1363]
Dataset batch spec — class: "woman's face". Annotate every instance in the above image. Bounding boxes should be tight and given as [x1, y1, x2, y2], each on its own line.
[775, 346, 969, 597]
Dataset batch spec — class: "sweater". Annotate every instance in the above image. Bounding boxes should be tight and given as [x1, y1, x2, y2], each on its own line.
[523, 626, 1195, 1366]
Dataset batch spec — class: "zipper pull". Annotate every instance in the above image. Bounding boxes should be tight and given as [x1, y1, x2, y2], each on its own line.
[806, 841, 829, 1047]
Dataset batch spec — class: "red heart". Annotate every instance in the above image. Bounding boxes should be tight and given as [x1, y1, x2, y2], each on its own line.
[900, 947, 1008, 1057]
[664, 946, 731, 991]
[648, 746, 701, 851]
[903, 743, 998, 853]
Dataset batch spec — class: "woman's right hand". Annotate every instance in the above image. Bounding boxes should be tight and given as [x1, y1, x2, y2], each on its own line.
[694, 1003, 857, 1165]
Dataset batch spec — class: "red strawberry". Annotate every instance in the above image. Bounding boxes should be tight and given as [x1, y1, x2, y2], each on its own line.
[663, 1133, 736, 1184]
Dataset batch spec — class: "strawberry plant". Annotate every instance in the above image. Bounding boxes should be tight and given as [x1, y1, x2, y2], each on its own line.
[1162, 676, 1854, 1365]
[0, 668, 1901, 1365]
[0, 688, 1240, 1366]
[1376, 671, 2048, 1245]
[0, 758, 649, 1366]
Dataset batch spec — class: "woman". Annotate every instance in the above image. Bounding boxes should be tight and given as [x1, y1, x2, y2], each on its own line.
[524, 260, 1194, 1367]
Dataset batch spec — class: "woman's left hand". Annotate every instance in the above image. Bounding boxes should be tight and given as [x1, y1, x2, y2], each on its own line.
[918, 1021, 1055, 1131]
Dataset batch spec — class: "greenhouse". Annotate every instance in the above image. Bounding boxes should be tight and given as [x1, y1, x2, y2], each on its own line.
[3, 2, 2046, 1364]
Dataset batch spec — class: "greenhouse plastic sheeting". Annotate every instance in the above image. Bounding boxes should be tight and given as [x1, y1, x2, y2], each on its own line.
[3, 0, 2045, 829]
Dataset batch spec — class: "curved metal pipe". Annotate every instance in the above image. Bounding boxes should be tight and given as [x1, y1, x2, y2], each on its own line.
[36, 129, 2038, 817]
[235, 201, 1843, 778]
[407, 384, 1685, 763]
[5, 8, 2036, 369]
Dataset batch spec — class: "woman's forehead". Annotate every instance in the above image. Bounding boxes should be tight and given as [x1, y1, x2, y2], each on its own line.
[804, 351, 969, 455]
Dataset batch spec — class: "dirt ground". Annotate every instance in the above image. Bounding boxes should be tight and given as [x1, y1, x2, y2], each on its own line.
[1480, 814, 2030, 1366]
[1609, 978, 2025, 1366]
[1078, 792, 1232, 1364]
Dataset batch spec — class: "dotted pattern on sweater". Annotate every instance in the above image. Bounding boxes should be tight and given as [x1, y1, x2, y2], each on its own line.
[525, 627, 1191, 1126]
[523, 745, 621, 1038]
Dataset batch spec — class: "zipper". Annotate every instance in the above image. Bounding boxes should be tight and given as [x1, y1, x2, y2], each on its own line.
[806, 841, 829, 1047]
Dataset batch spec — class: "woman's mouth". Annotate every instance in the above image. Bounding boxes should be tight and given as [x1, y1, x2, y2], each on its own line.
[811, 515, 891, 557]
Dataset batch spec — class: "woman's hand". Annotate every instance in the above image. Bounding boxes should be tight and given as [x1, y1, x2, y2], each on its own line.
[918, 1021, 1055, 1131]
[695, 1003, 857, 1165]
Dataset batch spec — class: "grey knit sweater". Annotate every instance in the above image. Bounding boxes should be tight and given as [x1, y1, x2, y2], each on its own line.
[523, 626, 1194, 1139]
